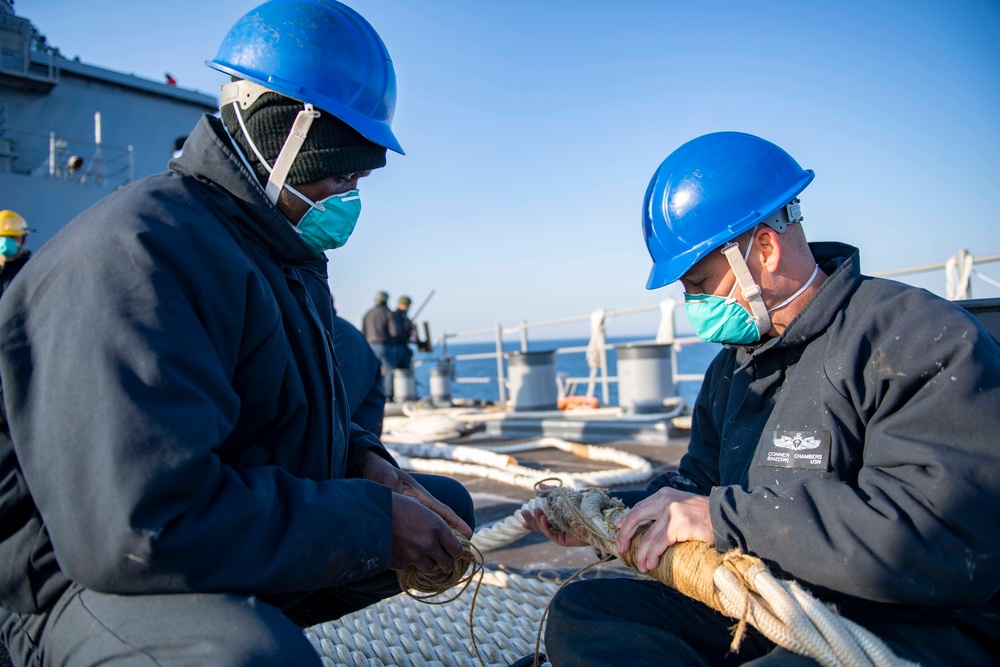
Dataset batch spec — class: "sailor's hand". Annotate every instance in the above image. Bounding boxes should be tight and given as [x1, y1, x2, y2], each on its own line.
[520, 506, 589, 547]
[391, 493, 463, 573]
[356, 449, 472, 538]
[615, 488, 713, 573]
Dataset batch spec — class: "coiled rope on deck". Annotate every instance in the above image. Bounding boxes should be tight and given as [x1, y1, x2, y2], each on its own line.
[387, 437, 653, 491]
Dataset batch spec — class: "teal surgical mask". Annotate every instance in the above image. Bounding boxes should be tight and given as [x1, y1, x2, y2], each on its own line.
[684, 292, 762, 344]
[293, 189, 362, 253]
[0, 237, 19, 259]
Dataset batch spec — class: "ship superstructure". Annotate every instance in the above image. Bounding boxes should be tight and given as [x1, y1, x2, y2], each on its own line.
[0, 0, 216, 245]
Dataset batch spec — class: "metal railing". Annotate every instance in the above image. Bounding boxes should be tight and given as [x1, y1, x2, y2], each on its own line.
[0, 10, 60, 86]
[438, 301, 701, 407]
[435, 249, 1000, 407]
[872, 250, 1000, 300]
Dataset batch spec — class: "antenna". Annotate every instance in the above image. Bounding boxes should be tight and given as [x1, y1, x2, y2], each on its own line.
[410, 289, 436, 321]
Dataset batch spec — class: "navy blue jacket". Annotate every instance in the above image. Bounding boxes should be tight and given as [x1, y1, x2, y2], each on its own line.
[361, 304, 398, 345]
[652, 243, 1000, 633]
[0, 116, 394, 614]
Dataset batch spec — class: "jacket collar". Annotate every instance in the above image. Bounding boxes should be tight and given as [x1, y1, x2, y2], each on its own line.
[781, 242, 861, 345]
[733, 241, 861, 360]
[168, 115, 326, 268]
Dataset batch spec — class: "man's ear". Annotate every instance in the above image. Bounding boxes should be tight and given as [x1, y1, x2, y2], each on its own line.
[755, 227, 782, 274]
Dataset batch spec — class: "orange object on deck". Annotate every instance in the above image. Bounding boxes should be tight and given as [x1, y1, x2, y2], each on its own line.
[557, 395, 600, 410]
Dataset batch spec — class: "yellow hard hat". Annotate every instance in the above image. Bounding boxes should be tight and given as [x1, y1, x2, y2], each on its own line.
[0, 210, 28, 237]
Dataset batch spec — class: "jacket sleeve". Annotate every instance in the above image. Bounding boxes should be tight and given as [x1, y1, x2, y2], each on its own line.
[710, 300, 1000, 606]
[0, 201, 394, 597]
[346, 423, 398, 474]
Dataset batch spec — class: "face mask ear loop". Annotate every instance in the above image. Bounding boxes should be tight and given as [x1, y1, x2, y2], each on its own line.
[721, 232, 770, 334]
[767, 263, 820, 314]
[265, 105, 319, 206]
[219, 121, 264, 186]
[231, 102, 273, 177]
[284, 183, 325, 212]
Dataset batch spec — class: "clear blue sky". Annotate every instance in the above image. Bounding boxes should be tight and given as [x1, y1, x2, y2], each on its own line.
[18, 0, 1000, 339]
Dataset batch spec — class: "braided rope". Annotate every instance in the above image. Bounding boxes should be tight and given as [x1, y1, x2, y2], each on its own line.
[471, 497, 546, 553]
[388, 437, 653, 490]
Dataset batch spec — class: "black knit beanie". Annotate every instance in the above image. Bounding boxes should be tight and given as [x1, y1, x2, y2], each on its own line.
[221, 86, 387, 187]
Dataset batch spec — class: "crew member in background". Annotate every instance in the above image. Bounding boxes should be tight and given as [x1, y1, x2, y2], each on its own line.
[0, 3, 473, 665]
[394, 294, 416, 370]
[332, 297, 386, 437]
[524, 132, 1000, 666]
[362, 289, 401, 400]
[0, 210, 32, 298]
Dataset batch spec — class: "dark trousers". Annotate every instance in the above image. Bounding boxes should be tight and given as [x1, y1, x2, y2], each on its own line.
[544, 577, 999, 667]
[0, 474, 474, 667]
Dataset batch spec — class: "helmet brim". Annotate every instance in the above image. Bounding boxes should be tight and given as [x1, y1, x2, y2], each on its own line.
[207, 60, 405, 155]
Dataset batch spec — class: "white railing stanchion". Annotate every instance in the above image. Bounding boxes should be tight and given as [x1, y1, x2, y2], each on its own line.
[494, 323, 506, 404]
[600, 340, 610, 406]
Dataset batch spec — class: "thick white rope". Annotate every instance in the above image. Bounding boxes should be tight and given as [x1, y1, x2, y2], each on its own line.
[584, 308, 607, 399]
[945, 249, 974, 300]
[382, 414, 468, 444]
[656, 298, 677, 344]
[471, 497, 545, 553]
[388, 437, 653, 491]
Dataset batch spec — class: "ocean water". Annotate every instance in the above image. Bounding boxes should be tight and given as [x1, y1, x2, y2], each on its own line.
[410, 337, 720, 409]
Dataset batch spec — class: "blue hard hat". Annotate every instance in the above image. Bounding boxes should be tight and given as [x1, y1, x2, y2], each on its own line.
[642, 132, 814, 289]
[207, 0, 403, 155]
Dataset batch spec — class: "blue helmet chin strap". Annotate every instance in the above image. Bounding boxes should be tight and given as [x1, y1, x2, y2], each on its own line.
[721, 228, 771, 334]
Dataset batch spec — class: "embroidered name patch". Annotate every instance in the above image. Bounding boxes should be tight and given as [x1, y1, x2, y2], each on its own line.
[758, 430, 831, 471]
